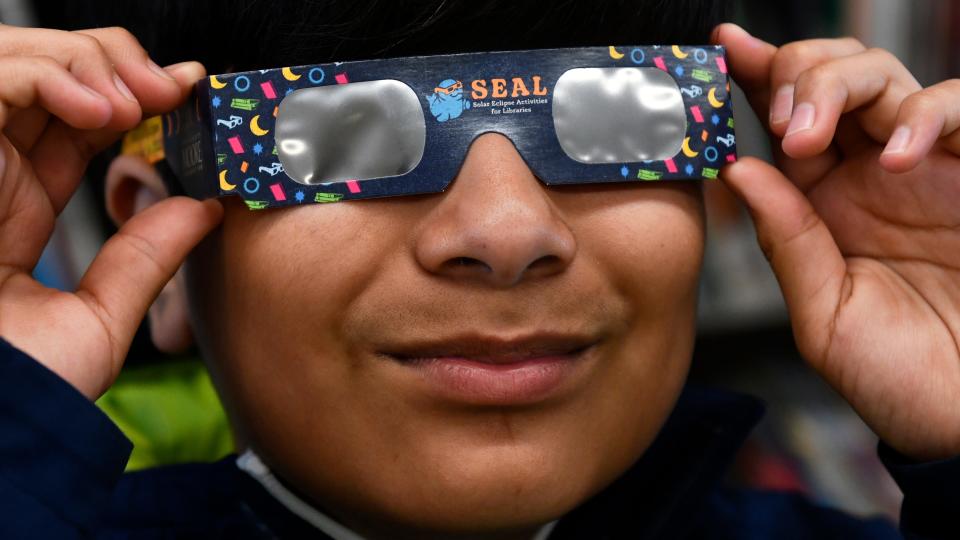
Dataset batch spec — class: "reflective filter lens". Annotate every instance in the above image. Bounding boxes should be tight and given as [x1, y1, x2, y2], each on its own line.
[552, 67, 687, 164]
[276, 80, 426, 185]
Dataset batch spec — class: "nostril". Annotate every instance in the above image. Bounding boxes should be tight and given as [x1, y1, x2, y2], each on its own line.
[448, 257, 490, 270]
[527, 255, 563, 273]
[442, 254, 564, 280]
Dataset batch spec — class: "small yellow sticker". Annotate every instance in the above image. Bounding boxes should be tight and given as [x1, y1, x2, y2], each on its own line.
[121, 116, 165, 164]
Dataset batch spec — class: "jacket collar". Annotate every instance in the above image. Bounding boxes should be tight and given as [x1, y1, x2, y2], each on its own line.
[549, 384, 765, 539]
[234, 384, 765, 539]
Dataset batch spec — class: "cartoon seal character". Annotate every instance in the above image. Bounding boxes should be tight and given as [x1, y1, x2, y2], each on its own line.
[426, 79, 471, 122]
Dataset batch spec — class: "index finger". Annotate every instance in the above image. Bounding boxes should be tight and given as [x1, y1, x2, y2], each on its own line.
[75, 27, 205, 115]
[711, 23, 778, 123]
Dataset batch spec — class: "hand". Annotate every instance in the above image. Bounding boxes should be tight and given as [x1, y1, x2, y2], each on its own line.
[714, 23, 960, 460]
[0, 25, 222, 400]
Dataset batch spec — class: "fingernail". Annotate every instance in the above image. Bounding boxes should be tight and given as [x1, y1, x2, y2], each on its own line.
[770, 85, 795, 126]
[882, 126, 912, 155]
[163, 61, 205, 82]
[113, 73, 136, 102]
[785, 102, 816, 137]
[147, 58, 176, 81]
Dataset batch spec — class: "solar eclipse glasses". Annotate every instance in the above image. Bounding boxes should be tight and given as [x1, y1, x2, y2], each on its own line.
[122, 46, 737, 210]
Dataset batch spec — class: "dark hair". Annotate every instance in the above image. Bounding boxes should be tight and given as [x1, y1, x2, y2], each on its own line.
[38, 0, 730, 73]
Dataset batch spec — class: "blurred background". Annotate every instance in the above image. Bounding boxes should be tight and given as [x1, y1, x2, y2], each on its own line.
[3, 0, 959, 524]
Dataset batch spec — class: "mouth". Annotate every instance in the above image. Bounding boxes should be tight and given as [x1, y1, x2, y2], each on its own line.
[378, 334, 600, 406]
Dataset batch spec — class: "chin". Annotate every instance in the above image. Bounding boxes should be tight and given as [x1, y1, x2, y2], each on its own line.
[296, 410, 656, 540]
[352, 453, 588, 538]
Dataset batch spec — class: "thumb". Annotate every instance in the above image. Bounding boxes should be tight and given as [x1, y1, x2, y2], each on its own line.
[720, 157, 848, 363]
[75, 196, 222, 371]
[162, 61, 207, 101]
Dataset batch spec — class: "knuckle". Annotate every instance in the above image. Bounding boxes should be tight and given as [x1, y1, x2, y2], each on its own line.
[115, 230, 166, 275]
[759, 208, 823, 265]
[866, 47, 907, 77]
[902, 90, 939, 113]
[839, 36, 866, 51]
[937, 78, 960, 94]
[74, 33, 106, 57]
[775, 41, 813, 66]
[866, 47, 895, 62]
[794, 208, 824, 240]
[796, 65, 838, 93]
[103, 26, 144, 52]
[30, 54, 59, 71]
[39, 53, 64, 68]
[104, 26, 135, 41]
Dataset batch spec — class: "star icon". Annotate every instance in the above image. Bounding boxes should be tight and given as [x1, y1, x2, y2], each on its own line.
[295, 190, 305, 203]
[674, 66, 685, 77]
[711, 114, 721, 125]
[212, 95, 222, 108]
[253, 143, 264, 155]
[620, 165, 629, 178]
[685, 164, 695, 176]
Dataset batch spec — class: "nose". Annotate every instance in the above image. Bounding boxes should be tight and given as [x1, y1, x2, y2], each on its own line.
[413, 133, 577, 287]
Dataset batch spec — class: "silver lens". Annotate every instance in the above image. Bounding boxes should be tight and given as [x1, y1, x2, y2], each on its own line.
[552, 67, 687, 164]
[276, 80, 426, 185]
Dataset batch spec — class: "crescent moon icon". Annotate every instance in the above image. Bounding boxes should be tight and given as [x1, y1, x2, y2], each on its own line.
[681, 137, 699, 158]
[250, 115, 270, 136]
[209, 75, 227, 90]
[282, 67, 302, 81]
[608, 46, 625, 60]
[219, 170, 237, 191]
[708, 87, 726, 108]
[672, 45, 689, 59]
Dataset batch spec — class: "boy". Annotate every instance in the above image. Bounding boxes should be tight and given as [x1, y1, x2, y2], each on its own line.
[1, 0, 959, 538]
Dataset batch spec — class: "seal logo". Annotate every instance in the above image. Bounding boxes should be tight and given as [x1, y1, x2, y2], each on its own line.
[426, 79, 471, 122]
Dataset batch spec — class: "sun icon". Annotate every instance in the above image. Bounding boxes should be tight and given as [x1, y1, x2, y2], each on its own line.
[294, 190, 305, 203]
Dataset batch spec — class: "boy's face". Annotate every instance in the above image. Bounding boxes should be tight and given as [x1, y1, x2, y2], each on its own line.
[186, 132, 705, 537]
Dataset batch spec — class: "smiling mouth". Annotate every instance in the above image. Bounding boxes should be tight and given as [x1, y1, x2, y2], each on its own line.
[379, 334, 600, 405]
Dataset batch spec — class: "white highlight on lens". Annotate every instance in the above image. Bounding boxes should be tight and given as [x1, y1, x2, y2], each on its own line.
[280, 139, 307, 156]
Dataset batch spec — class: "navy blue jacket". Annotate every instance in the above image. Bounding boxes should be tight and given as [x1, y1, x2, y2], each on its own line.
[1, 337, 957, 539]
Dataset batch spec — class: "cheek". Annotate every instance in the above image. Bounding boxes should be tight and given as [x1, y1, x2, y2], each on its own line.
[565, 185, 705, 323]
[198, 201, 414, 442]
[559, 185, 705, 497]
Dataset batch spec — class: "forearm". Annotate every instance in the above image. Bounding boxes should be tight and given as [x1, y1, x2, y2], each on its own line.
[0, 337, 132, 537]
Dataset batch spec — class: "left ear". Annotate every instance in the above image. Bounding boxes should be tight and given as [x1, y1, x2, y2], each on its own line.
[105, 154, 195, 354]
